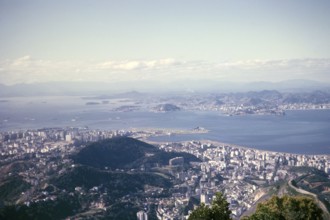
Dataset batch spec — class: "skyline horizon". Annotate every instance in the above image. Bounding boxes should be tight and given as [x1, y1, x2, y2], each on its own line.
[1, 0, 330, 87]
[1, 56, 330, 86]
[1, 78, 329, 96]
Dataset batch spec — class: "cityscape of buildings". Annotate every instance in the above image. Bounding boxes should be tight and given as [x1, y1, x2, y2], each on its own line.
[1, 0, 330, 219]
[0, 127, 329, 219]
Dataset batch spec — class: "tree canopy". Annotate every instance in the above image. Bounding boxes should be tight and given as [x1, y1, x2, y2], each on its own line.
[242, 195, 323, 220]
[188, 192, 232, 220]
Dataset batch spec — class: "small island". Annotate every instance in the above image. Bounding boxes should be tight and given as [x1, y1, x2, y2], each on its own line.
[152, 103, 181, 112]
[85, 102, 100, 105]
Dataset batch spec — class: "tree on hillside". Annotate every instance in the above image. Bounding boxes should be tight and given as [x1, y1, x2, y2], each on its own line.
[188, 192, 232, 220]
[242, 195, 323, 220]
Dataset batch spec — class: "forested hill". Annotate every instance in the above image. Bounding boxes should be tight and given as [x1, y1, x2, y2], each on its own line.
[72, 136, 200, 169]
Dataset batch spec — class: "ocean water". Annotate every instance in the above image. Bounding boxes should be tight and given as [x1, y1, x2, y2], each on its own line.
[0, 96, 329, 155]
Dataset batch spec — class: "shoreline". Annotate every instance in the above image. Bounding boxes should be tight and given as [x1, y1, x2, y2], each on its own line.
[1, 125, 329, 156]
[143, 137, 330, 157]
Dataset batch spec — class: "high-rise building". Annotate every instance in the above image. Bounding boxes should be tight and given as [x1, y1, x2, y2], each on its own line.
[65, 134, 72, 142]
[200, 193, 207, 204]
[137, 210, 148, 220]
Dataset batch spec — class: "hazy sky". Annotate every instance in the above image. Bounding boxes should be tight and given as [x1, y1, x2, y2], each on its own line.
[0, 0, 330, 85]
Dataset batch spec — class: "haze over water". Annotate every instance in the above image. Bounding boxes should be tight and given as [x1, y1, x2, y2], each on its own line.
[1, 1, 330, 156]
[1, 96, 329, 155]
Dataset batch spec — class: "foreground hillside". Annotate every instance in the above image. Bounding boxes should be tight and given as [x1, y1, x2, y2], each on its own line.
[0, 137, 200, 219]
[1, 135, 328, 219]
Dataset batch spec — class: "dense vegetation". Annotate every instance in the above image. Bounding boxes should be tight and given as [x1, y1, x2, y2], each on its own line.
[188, 194, 323, 220]
[0, 161, 36, 203]
[0, 175, 30, 203]
[188, 192, 232, 220]
[0, 165, 172, 219]
[102, 202, 140, 220]
[0, 194, 80, 220]
[242, 195, 323, 220]
[73, 137, 157, 169]
[291, 166, 330, 212]
[73, 137, 199, 169]
[52, 165, 172, 200]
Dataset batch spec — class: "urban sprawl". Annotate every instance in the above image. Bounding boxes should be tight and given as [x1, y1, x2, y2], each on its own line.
[0, 127, 329, 219]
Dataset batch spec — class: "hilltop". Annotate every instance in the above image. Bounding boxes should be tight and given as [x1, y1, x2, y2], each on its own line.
[72, 136, 199, 169]
[153, 103, 181, 112]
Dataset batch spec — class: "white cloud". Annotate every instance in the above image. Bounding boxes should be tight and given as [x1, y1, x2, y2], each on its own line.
[95, 58, 183, 71]
[0, 56, 329, 85]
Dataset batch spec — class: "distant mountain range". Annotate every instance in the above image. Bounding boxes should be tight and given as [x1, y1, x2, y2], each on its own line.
[0, 79, 329, 96]
[217, 90, 330, 105]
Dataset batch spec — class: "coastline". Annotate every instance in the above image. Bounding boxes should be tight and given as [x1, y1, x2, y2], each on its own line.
[143, 136, 330, 157]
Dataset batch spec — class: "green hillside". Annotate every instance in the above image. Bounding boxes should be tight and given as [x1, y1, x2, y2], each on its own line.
[52, 165, 172, 200]
[73, 136, 200, 169]
[0, 137, 199, 219]
[291, 167, 330, 213]
[0, 175, 30, 204]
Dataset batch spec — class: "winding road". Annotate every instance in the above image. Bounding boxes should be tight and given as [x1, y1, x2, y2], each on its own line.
[288, 179, 329, 216]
